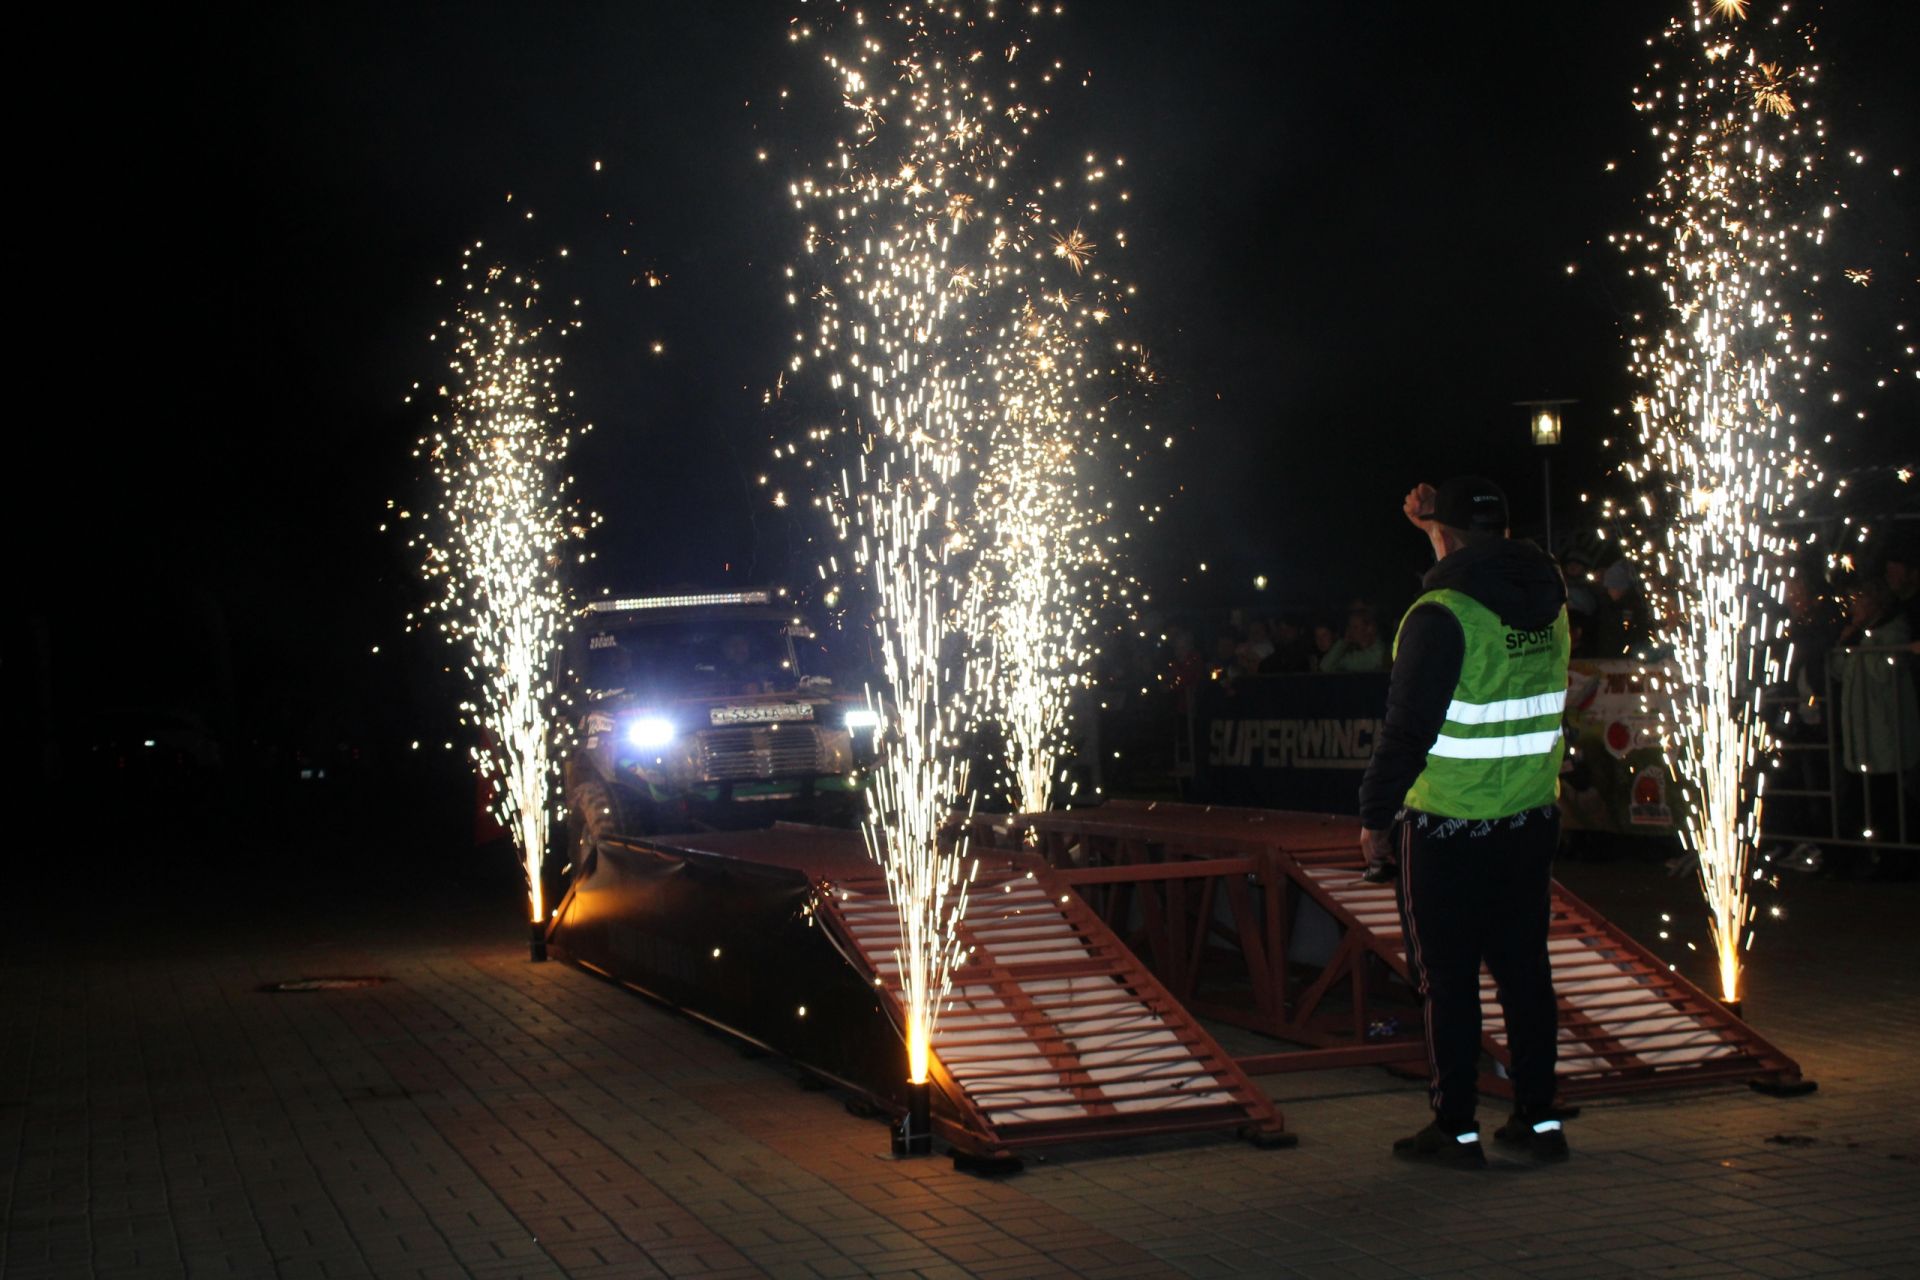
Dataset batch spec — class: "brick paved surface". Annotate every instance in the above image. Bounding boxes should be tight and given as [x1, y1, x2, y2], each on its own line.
[4, 859, 1916, 1279]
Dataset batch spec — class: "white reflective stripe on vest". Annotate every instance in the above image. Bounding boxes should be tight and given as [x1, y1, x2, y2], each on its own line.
[1427, 728, 1562, 760]
[1443, 689, 1567, 725]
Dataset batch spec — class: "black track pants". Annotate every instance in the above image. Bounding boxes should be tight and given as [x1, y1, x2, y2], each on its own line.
[1395, 806, 1560, 1131]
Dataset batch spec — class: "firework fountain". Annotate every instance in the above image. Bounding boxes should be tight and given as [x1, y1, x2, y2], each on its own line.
[969, 104, 1148, 820]
[409, 249, 587, 961]
[781, 2, 1139, 1141]
[1616, 0, 1831, 1001]
[980, 302, 1092, 814]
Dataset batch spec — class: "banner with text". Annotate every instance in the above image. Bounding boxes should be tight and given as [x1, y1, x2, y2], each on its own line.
[1187, 662, 1682, 834]
[1189, 673, 1389, 813]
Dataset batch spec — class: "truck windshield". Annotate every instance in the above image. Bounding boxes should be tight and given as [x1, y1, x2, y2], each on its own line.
[583, 618, 802, 697]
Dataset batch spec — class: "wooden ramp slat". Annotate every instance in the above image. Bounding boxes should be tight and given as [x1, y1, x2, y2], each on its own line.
[815, 863, 1289, 1153]
[987, 800, 1807, 1100]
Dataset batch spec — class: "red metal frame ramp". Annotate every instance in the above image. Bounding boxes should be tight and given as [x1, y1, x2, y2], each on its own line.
[980, 801, 1808, 1099]
[1297, 854, 1806, 1097]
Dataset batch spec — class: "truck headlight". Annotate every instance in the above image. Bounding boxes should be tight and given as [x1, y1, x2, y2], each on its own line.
[626, 716, 676, 749]
[842, 708, 881, 730]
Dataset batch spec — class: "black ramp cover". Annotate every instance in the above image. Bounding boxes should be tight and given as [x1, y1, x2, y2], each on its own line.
[550, 830, 911, 1104]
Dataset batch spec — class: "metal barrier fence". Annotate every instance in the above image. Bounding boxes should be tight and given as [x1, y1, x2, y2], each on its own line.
[1763, 642, 1917, 855]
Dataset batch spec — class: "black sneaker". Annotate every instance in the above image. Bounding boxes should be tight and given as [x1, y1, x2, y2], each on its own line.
[1392, 1122, 1486, 1168]
[1494, 1114, 1570, 1162]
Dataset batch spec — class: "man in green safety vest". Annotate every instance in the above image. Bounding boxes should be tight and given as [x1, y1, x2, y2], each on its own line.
[1358, 476, 1572, 1168]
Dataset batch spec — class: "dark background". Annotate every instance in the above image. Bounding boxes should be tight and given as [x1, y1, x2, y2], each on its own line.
[13, 2, 1916, 881]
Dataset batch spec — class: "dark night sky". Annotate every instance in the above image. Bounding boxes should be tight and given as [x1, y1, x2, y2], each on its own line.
[29, 1, 1918, 752]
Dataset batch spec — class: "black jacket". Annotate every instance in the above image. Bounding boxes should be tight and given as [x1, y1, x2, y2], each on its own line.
[1358, 538, 1568, 830]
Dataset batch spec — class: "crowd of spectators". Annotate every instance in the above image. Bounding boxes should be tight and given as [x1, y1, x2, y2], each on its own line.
[1559, 534, 1918, 865]
[1556, 537, 1656, 661]
[1162, 600, 1394, 708]
[1153, 540, 1671, 733]
[1762, 539, 1920, 869]
[1159, 536, 1669, 711]
[1127, 526, 1919, 867]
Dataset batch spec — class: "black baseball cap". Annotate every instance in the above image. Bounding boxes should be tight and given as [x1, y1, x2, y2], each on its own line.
[1432, 476, 1509, 532]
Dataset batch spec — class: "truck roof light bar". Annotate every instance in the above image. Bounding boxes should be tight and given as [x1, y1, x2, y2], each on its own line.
[587, 591, 772, 613]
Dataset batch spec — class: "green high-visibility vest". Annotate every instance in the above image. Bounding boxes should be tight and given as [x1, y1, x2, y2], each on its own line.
[1393, 587, 1570, 819]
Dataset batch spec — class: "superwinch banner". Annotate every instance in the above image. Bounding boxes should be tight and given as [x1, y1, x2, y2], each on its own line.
[1191, 673, 1389, 813]
[1187, 662, 1684, 836]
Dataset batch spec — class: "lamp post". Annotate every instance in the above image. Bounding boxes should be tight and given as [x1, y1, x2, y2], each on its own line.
[1515, 399, 1574, 553]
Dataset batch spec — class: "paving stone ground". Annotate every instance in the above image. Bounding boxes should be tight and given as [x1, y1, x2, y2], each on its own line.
[4, 852, 1916, 1279]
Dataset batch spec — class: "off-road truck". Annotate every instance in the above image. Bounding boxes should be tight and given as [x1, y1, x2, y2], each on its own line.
[558, 590, 876, 876]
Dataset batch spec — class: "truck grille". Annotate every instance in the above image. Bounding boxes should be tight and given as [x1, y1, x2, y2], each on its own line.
[695, 725, 830, 782]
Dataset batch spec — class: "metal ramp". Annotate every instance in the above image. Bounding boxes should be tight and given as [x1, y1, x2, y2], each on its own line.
[985, 801, 1807, 1099]
[1299, 855, 1804, 1097]
[815, 862, 1290, 1156]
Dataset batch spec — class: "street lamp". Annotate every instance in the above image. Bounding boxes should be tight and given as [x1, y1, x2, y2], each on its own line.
[1515, 399, 1574, 552]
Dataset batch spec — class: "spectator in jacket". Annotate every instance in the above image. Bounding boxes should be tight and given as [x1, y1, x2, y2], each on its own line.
[1885, 545, 1920, 638]
[1833, 581, 1918, 779]
[1589, 559, 1652, 658]
[1260, 612, 1316, 673]
[1310, 622, 1338, 669]
[1318, 604, 1389, 673]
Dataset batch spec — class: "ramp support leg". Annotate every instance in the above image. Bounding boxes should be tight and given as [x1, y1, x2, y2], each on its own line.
[1750, 1076, 1819, 1097]
[1243, 1121, 1299, 1149]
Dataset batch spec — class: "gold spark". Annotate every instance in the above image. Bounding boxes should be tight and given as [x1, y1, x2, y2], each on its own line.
[1844, 267, 1871, 286]
[1051, 226, 1095, 273]
[945, 191, 975, 232]
[1752, 63, 1794, 116]
[1713, 0, 1749, 20]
